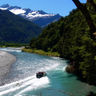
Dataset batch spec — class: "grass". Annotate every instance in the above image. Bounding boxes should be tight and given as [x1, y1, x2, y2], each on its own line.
[22, 48, 60, 57]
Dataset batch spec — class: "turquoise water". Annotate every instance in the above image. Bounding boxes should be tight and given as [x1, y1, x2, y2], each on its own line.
[0, 48, 96, 96]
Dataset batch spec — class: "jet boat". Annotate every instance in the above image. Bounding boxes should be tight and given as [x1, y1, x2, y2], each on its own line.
[36, 72, 46, 78]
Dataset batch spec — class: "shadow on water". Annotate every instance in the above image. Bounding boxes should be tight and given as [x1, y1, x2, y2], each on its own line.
[66, 74, 75, 78]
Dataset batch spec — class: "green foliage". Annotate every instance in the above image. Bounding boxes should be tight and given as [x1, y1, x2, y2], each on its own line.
[0, 42, 28, 47]
[30, 18, 64, 52]
[22, 48, 60, 57]
[0, 10, 41, 44]
[30, 4, 96, 85]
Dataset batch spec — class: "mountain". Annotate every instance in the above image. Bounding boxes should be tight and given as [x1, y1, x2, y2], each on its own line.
[0, 4, 62, 27]
[0, 9, 41, 44]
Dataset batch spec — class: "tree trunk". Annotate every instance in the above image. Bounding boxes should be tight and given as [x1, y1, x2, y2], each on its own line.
[72, 0, 96, 39]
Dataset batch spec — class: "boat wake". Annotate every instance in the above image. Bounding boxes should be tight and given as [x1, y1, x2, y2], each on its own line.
[0, 75, 50, 96]
[0, 48, 67, 96]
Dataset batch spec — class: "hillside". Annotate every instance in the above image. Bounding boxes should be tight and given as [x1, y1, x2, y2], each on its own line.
[30, 4, 96, 85]
[0, 9, 41, 44]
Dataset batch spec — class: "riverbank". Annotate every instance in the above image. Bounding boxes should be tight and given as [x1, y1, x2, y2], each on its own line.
[22, 48, 60, 57]
[0, 48, 96, 96]
[0, 51, 16, 85]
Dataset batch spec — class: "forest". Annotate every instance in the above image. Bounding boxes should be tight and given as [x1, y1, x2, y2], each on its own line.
[29, 0, 96, 85]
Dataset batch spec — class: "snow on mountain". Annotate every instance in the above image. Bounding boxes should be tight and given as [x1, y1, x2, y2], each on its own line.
[0, 4, 62, 27]
[10, 9, 26, 15]
[26, 12, 55, 19]
[0, 8, 7, 10]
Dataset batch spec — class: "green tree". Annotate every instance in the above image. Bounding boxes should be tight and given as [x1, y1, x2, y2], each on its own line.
[72, 0, 96, 39]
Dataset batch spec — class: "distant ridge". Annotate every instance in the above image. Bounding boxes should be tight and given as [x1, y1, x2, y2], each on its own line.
[0, 4, 62, 27]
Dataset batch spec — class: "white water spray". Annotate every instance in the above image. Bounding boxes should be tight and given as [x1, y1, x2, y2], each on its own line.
[0, 75, 49, 96]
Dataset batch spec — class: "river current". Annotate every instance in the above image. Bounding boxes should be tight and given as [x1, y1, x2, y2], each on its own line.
[0, 48, 96, 96]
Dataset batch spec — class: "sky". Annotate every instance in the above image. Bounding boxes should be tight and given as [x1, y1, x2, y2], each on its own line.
[0, 0, 87, 16]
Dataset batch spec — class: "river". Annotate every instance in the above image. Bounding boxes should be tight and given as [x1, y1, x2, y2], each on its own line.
[0, 48, 96, 96]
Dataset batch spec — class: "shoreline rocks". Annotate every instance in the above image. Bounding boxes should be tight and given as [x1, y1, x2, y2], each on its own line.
[66, 65, 75, 73]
